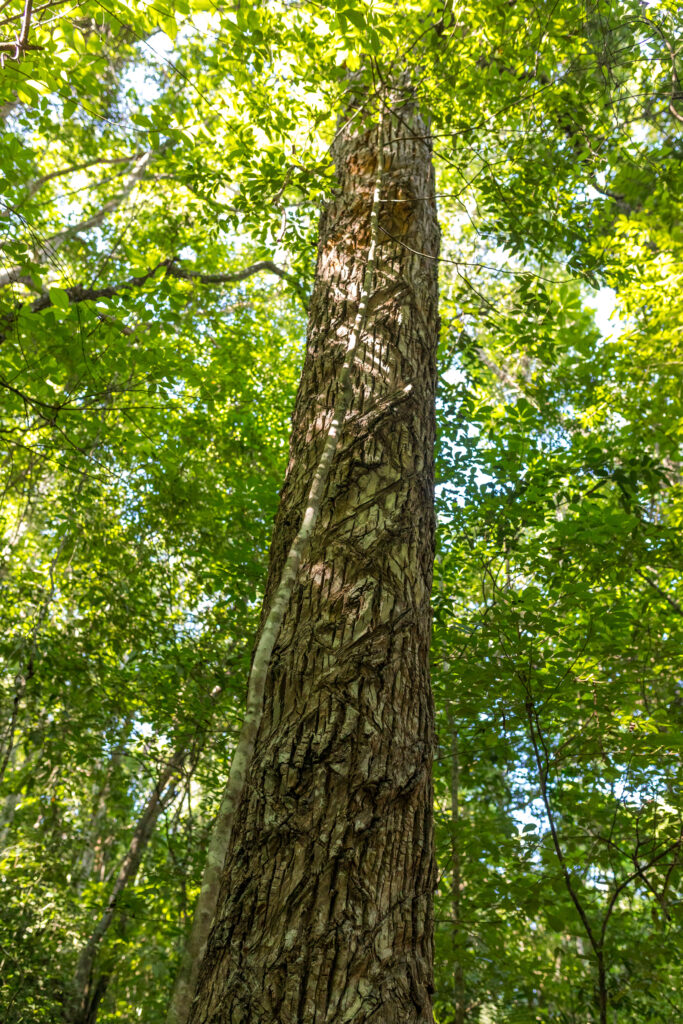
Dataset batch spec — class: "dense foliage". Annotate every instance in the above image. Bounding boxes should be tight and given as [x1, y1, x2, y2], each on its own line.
[0, 1, 681, 1022]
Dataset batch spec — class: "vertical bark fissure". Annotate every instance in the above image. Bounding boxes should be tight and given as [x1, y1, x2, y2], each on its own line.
[166, 106, 387, 1024]
[187, 79, 440, 1024]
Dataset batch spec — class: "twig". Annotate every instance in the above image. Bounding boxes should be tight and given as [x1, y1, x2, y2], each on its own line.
[525, 694, 607, 1022]
[0, 0, 68, 29]
[0, 0, 39, 62]
[637, 570, 683, 617]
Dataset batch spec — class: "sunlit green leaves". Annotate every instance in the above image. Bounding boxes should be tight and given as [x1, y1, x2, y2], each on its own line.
[2, 1, 682, 1022]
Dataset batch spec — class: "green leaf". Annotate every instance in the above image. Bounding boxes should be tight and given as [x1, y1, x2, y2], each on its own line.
[48, 288, 70, 310]
[343, 8, 367, 31]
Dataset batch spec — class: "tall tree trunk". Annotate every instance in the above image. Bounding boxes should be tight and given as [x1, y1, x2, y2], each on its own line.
[68, 754, 182, 1024]
[75, 735, 128, 895]
[188, 82, 440, 1024]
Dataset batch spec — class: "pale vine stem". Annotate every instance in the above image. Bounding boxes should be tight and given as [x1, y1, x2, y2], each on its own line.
[164, 102, 387, 1024]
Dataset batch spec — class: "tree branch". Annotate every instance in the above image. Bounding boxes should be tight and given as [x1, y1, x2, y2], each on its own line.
[15, 152, 141, 207]
[639, 15, 683, 125]
[600, 832, 683, 944]
[637, 570, 683, 617]
[0, 149, 156, 287]
[0, 0, 39, 61]
[167, 257, 307, 307]
[525, 694, 607, 1020]
[0, 257, 300, 342]
[166, 258, 290, 285]
[0, 0, 68, 29]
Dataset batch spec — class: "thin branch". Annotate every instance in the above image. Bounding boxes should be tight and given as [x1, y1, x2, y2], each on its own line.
[15, 153, 141, 208]
[379, 224, 572, 283]
[525, 697, 601, 954]
[167, 257, 307, 307]
[0, 0, 38, 61]
[166, 259, 289, 286]
[0, 149, 157, 287]
[600, 832, 683, 943]
[0, 257, 299, 343]
[637, 570, 683, 617]
[639, 15, 683, 124]
[0, 0, 68, 29]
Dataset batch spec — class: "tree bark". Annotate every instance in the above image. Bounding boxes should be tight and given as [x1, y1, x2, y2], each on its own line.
[188, 82, 440, 1024]
[167, 96, 387, 1024]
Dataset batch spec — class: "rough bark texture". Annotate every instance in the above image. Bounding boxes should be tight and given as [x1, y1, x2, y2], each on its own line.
[189, 87, 440, 1024]
[167, 107, 386, 1024]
